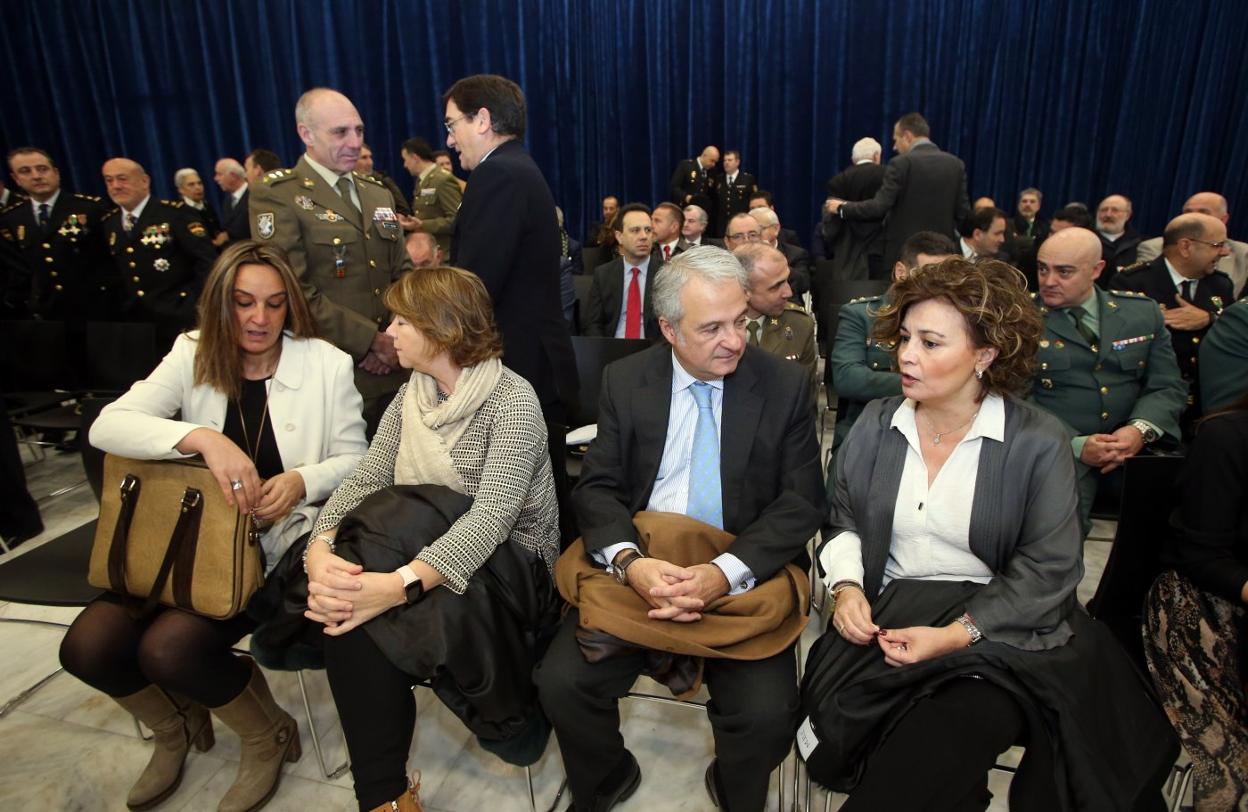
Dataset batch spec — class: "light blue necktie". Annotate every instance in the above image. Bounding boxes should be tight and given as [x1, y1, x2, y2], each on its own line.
[686, 381, 723, 528]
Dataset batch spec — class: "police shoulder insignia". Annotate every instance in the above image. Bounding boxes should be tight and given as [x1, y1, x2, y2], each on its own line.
[187, 221, 207, 238]
[1118, 261, 1148, 275]
[74, 193, 103, 203]
[256, 212, 275, 240]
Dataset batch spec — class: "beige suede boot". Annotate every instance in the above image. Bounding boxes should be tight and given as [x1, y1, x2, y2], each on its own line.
[114, 685, 215, 809]
[366, 773, 424, 812]
[208, 660, 301, 812]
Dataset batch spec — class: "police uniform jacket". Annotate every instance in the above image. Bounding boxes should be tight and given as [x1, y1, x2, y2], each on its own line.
[668, 158, 714, 208]
[1199, 298, 1248, 413]
[249, 155, 412, 395]
[410, 166, 463, 256]
[828, 295, 901, 452]
[713, 171, 759, 236]
[1108, 256, 1232, 417]
[755, 302, 818, 412]
[103, 198, 217, 330]
[0, 191, 111, 319]
[1029, 286, 1186, 442]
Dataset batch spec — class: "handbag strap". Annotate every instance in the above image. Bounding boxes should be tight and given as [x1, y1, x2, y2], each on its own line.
[106, 474, 141, 595]
[142, 488, 204, 615]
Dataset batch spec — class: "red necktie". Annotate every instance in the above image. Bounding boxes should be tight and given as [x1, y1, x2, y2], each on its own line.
[625, 267, 641, 338]
[663, 244, 671, 262]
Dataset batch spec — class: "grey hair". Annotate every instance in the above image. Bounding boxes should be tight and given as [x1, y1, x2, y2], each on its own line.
[851, 137, 881, 162]
[651, 245, 749, 327]
[683, 204, 708, 225]
[217, 158, 246, 178]
[1019, 187, 1042, 202]
[295, 87, 341, 127]
[749, 206, 779, 228]
[173, 168, 200, 188]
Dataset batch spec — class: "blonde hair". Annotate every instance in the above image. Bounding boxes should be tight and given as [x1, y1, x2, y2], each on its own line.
[382, 267, 503, 366]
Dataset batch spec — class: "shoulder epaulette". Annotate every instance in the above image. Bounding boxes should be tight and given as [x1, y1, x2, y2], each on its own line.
[162, 199, 182, 208]
[263, 168, 296, 186]
[101, 208, 120, 220]
[354, 172, 384, 187]
[72, 193, 103, 203]
[0, 200, 21, 217]
[783, 302, 813, 318]
[1107, 288, 1149, 300]
[847, 294, 884, 305]
[1117, 260, 1148, 275]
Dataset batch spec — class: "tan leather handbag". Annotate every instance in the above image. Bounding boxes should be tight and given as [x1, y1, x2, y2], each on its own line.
[89, 454, 264, 619]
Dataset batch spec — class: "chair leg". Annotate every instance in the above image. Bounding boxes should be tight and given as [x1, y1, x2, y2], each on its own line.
[544, 775, 568, 812]
[0, 665, 64, 718]
[1168, 763, 1194, 812]
[297, 669, 350, 780]
[524, 764, 537, 812]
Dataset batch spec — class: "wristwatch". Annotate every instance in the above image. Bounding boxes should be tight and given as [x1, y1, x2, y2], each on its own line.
[1130, 420, 1159, 444]
[613, 550, 646, 586]
[397, 565, 424, 605]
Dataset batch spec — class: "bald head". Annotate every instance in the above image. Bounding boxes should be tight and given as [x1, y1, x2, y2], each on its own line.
[1036, 227, 1106, 308]
[1163, 213, 1230, 278]
[1182, 192, 1229, 224]
[295, 88, 364, 174]
[101, 157, 150, 210]
[405, 231, 442, 269]
[698, 145, 720, 171]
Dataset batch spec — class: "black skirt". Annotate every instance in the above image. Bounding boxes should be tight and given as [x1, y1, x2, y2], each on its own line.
[799, 579, 1178, 811]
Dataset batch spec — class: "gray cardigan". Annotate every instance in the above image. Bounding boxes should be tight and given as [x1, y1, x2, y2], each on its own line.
[823, 395, 1083, 650]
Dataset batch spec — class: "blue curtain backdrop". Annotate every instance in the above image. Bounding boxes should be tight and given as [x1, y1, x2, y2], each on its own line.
[1, 0, 1245, 244]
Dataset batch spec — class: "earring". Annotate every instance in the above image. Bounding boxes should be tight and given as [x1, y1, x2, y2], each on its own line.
[975, 368, 984, 380]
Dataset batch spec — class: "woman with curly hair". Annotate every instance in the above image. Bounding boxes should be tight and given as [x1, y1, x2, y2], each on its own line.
[800, 258, 1177, 810]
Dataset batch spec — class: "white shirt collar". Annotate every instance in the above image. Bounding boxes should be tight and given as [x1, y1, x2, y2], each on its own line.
[303, 153, 349, 186]
[960, 237, 976, 259]
[670, 350, 725, 393]
[891, 394, 1005, 450]
[30, 189, 61, 216]
[181, 196, 203, 210]
[231, 183, 248, 204]
[1163, 258, 1196, 291]
[418, 163, 437, 181]
[125, 195, 151, 221]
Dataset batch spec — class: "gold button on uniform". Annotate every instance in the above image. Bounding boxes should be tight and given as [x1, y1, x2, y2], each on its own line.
[373, 288, 381, 296]
[332, 237, 342, 246]
[137, 290, 145, 297]
[1101, 411, 1109, 420]
[44, 256, 53, 263]
[369, 260, 376, 268]
[41, 242, 50, 249]
[1100, 386, 1109, 395]
[49, 271, 58, 277]
[54, 284, 63, 291]
[126, 246, 134, 254]
[1040, 362, 1048, 370]
[132, 276, 140, 282]
[129, 261, 137, 268]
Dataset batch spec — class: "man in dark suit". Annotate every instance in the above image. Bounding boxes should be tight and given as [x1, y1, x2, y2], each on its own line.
[1096, 194, 1142, 279]
[751, 206, 810, 300]
[535, 246, 825, 812]
[680, 204, 721, 249]
[747, 189, 799, 247]
[212, 158, 251, 247]
[650, 201, 684, 263]
[1109, 212, 1234, 430]
[446, 73, 578, 420]
[1, 147, 111, 322]
[713, 150, 757, 238]
[102, 157, 218, 347]
[828, 112, 971, 270]
[584, 203, 662, 341]
[669, 146, 719, 212]
[956, 206, 1008, 260]
[819, 137, 886, 281]
[586, 195, 619, 247]
[174, 167, 221, 240]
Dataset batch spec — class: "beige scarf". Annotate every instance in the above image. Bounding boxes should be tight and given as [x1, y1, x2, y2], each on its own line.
[393, 358, 503, 493]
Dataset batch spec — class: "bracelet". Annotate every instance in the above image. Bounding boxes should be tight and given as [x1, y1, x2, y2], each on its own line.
[301, 534, 336, 574]
[829, 579, 862, 597]
[956, 613, 983, 645]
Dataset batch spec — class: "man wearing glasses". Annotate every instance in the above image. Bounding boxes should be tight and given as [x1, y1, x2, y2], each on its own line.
[1109, 212, 1233, 431]
[1136, 192, 1248, 298]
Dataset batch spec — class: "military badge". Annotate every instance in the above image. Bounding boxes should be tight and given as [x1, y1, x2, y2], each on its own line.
[109, 231, 117, 247]
[302, 178, 316, 188]
[153, 258, 170, 272]
[1054, 340, 1065, 349]
[16, 225, 25, 241]
[1039, 339, 1050, 348]
[317, 210, 341, 223]
[295, 195, 314, 210]
[1212, 296, 1224, 310]
[256, 212, 275, 239]
[187, 221, 207, 238]
[784, 325, 794, 340]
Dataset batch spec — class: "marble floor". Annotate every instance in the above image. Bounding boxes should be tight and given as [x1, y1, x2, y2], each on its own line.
[0, 411, 1130, 812]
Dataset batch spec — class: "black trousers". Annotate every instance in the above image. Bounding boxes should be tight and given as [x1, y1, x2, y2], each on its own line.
[841, 677, 1059, 812]
[534, 609, 798, 812]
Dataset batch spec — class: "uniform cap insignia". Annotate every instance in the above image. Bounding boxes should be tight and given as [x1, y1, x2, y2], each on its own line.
[256, 212, 275, 239]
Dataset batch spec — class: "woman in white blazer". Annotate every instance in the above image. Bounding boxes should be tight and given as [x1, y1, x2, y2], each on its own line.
[60, 241, 367, 812]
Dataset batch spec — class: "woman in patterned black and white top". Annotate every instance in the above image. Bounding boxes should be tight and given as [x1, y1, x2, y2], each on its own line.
[303, 266, 559, 812]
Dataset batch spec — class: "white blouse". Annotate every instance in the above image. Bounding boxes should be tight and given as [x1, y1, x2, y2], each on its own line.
[820, 394, 1004, 594]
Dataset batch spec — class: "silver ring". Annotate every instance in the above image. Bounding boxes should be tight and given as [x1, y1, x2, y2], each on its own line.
[231, 480, 243, 491]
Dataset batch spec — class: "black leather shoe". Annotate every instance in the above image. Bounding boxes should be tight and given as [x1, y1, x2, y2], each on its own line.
[568, 751, 642, 811]
[704, 760, 721, 808]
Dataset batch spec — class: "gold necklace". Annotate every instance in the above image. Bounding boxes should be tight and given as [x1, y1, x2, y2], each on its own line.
[921, 408, 979, 446]
[237, 379, 273, 463]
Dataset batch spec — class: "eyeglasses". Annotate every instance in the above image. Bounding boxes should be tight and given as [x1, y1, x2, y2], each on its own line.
[727, 230, 762, 242]
[443, 113, 473, 134]
[1187, 237, 1227, 249]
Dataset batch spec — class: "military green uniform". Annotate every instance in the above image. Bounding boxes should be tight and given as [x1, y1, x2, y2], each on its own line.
[1200, 298, 1248, 412]
[827, 295, 901, 454]
[410, 166, 462, 256]
[1029, 287, 1187, 527]
[250, 155, 413, 401]
[751, 302, 818, 411]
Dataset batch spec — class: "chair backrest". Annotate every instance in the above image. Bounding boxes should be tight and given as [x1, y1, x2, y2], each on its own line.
[1086, 453, 1185, 669]
[581, 244, 607, 275]
[572, 275, 595, 335]
[821, 280, 891, 343]
[0, 319, 70, 391]
[85, 321, 160, 392]
[569, 336, 652, 427]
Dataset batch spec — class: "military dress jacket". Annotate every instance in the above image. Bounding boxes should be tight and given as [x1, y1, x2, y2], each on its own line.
[828, 295, 902, 453]
[249, 155, 412, 369]
[0, 191, 111, 319]
[102, 198, 217, 330]
[1199, 298, 1248, 412]
[1108, 256, 1233, 418]
[757, 302, 818, 412]
[410, 166, 463, 256]
[1028, 287, 1187, 442]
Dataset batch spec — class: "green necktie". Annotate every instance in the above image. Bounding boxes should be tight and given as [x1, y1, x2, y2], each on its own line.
[335, 176, 360, 213]
[747, 321, 760, 346]
[1068, 306, 1097, 348]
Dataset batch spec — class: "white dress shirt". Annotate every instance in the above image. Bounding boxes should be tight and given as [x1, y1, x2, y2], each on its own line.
[613, 255, 651, 338]
[595, 351, 755, 593]
[303, 154, 360, 211]
[1164, 258, 1198, 299]
[123, 195, 152, 226]
[30, 190, 61, 220]
[820, 395, 1003, 593]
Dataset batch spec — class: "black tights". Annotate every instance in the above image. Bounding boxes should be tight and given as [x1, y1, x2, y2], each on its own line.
[842, 677, 1060, 812]
[323, 626, 417, 810]
[59, 593, 256, 707]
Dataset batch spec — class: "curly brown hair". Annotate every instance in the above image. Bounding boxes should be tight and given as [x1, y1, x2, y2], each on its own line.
[871, 258, 1041, 397]
[383, 267, 503, 367]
